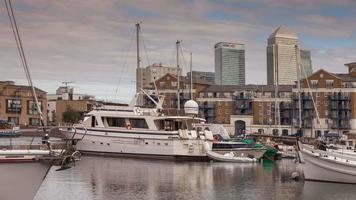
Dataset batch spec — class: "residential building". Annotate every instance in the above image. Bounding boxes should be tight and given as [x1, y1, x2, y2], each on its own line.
[197, 84, 294, 136]
[0, 81, 47, 126]
[267, 26, 299, 85]
[187, 71, 215, 84]
[300, 49, 313, 79]
[292, 62, 356, 138]
[142, 73, 211, 115]
[47, 86, 95, 125]
[215, 42, 245, 85]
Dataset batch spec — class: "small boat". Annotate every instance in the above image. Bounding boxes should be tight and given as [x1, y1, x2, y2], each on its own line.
[207, 151, 257, 163]
[0, 120, 21, 137]
[297, 141, 356, 184]
[211, 141, 267, 160]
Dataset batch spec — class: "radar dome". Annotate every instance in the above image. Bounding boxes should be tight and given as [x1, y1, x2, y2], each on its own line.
[184, 100, 199, 116]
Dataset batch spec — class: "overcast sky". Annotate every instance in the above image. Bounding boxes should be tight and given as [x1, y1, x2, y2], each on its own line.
[1, 0, 356, 103]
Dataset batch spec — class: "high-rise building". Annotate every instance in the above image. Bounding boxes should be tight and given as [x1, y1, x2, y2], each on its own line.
[300, 49, 313, 79]
[267, 26, 299, 85]
[214, 42, 245, 85]
[136, 63, 182, 92]
[187, 71, 215, 84]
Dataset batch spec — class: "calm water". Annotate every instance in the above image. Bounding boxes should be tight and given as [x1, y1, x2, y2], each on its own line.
[34, 156, 356, 200]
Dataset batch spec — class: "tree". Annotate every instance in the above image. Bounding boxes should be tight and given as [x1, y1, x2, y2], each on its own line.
[62, 106, 81, 124]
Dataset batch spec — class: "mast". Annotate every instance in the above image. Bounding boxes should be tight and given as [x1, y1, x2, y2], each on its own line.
[176, 40, 181, 110]
[136, 23, 140, 69]
[296, 45, 302, 133]
[190, 52, 193, 99]
[136, 23, 142, 92]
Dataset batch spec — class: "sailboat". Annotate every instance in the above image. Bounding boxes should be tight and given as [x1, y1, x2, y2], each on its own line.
[294, 44, 356, 184]
[1, 1, 80, 199]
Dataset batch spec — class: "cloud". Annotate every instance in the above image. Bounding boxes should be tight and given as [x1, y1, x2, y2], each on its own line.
[1, 0, 356, 102]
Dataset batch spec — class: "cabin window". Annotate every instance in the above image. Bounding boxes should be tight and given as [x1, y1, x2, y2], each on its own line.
[129, 118, 148, 129]
[106, 117, 126, 127]
[91, 116, 96, 127]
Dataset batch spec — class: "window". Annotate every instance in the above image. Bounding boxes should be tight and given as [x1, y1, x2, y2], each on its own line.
[6, 99, 21, 114]
[8, 117, 19, 125]
[29, 118, 40, 126]
[27, 100, 42, 115]
[310, 80, 319, 88]
[107, 117, 126, 127]
[129, 118, 148, 129]
[326, 80, 334, 88]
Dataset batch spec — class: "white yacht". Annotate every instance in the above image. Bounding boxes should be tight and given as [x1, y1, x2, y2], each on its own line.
[62, 100, 214, 160]
[297, 141, 356, 184]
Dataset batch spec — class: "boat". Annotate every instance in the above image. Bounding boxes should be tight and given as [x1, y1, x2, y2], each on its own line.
[297, 141, 356, 184]
[210, 141, 266, 160]
[61, 101, 214, 160]
[0, 119, 21, 137]
[0, 131, 81, 200]
[206, 151, 257, 163]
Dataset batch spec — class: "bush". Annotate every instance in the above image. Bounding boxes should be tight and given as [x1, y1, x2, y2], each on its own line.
[62, 106, 81, 124]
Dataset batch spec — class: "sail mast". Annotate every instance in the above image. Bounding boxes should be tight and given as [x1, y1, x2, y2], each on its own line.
[296, 45, 302, 133]
[176, 40, 181, 110]
[190, 52, 193, 100]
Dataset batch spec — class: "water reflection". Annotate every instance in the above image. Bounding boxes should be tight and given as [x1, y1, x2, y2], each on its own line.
[35, 156, 356, 200]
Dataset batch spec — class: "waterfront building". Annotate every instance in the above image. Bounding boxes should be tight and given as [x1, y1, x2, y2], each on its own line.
[187, 71, 215, 84]
[196, 84, 293, 136]
[214, 42, 245, 85]
[267, 26, 299, 85]
[300, 49, 313, 79]
[292, 62, 356, 138]
[0, 81, 47, 126]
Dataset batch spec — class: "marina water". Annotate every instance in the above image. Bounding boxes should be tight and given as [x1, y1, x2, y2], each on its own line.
[35, 156, 356, 200]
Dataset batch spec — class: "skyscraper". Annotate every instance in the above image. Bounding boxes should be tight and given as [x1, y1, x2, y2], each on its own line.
[300, 49, 313, 79]
[215, 42, 245, 85]
[267, 26, 299, 85]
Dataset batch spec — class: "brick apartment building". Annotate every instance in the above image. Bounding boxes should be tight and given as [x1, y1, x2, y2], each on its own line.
[0, 81, 47, 126]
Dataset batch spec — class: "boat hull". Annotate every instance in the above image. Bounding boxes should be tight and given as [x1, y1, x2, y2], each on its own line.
[0, 160, 51, 200]
[63, 129, 212, 161]
[211, 148, 266, 160]
[298, 145, 356, 184]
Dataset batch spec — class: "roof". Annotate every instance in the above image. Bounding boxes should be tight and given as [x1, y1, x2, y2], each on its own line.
[202, 84, 294, 93]
[155, 73, 212, 86]
[0, 82, 46, 94]
[333, 73, 356, 82]
[344, 62, 356, 67]
[269, 26, 298, 39]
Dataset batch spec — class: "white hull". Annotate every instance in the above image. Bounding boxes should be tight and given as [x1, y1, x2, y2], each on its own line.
[207, 151, 257, 163]
[0, 161, 50, 200]
[298, 143, 356, 184]
[64, 129, 211, 160]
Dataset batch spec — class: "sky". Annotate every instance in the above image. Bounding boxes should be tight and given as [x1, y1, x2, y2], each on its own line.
[1, 0, 356, 103]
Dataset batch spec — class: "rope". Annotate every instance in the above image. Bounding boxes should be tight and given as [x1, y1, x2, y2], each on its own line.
[140, 28, 151, 67]
[4, 0, 44, 127]
[114, 28, 135, 101]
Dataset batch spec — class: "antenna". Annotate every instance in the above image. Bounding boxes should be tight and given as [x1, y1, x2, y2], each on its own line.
[190, 52, 193, 99]
[62, 81, 74, 87]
